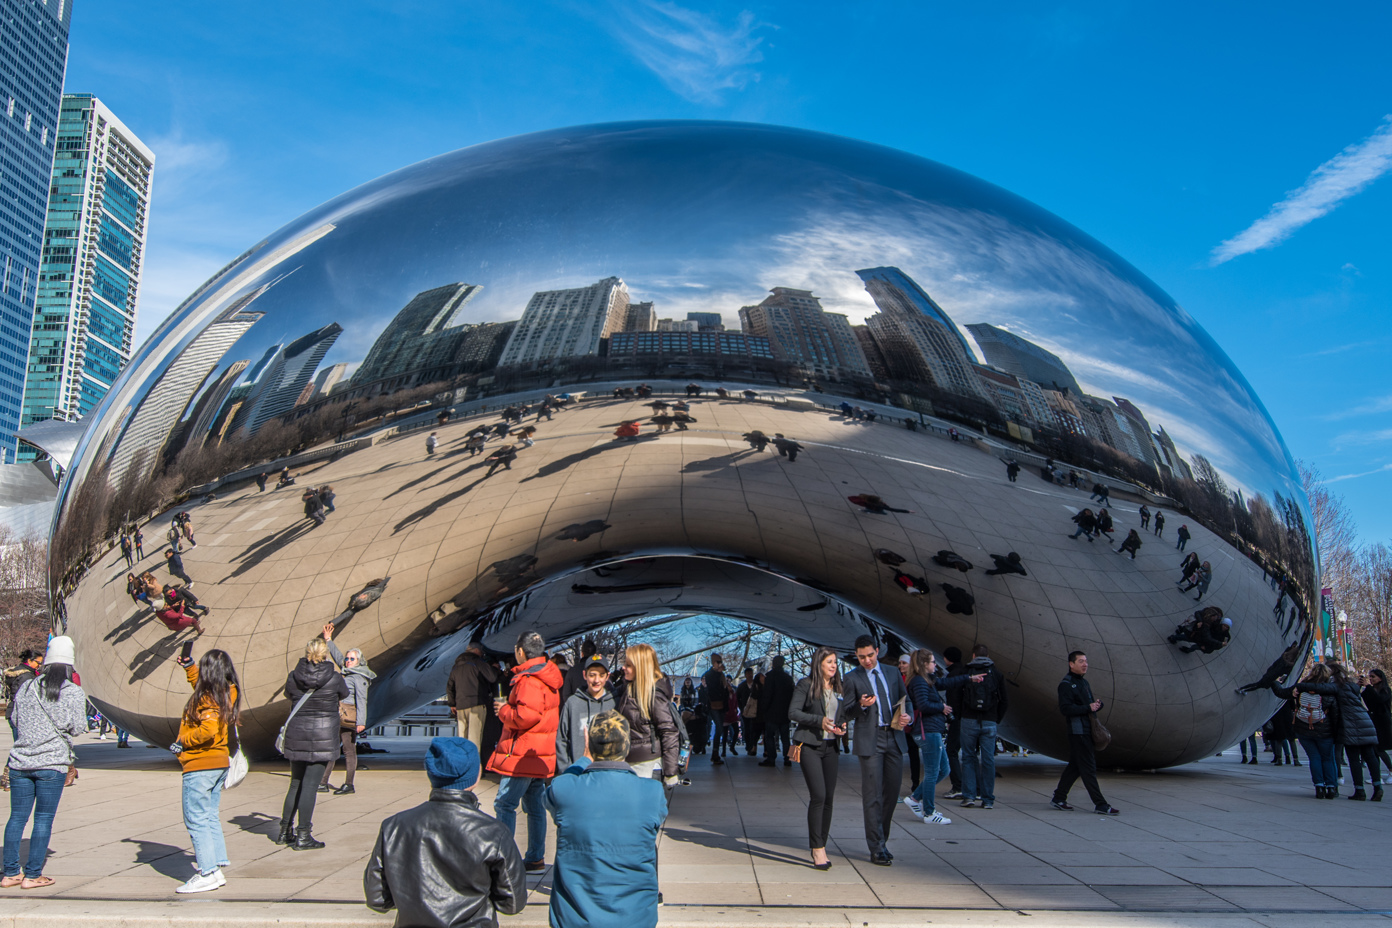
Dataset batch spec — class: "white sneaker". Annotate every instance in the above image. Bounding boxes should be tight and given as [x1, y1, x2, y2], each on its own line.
[176, 870, 223, 893]
[925, 811, 951, 824]
[190, 863, 228, 885]
[901, 796, 924, 820]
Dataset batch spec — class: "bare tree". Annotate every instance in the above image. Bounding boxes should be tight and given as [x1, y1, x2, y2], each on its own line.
[1301, 461, 1358, 598]
[0, 529, 49, 667]
[1345, 544, 1392, 673]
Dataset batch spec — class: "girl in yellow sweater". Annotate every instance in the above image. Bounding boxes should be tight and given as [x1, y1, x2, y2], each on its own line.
[173, 649, 241, 894]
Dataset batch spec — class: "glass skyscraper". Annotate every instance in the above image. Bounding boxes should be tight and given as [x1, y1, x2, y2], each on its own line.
[20, 94, 154, 459]
[0, 0, 73, 461]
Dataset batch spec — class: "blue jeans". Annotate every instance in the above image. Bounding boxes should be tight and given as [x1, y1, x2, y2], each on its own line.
[4, 768, 65, 878]
[911, 732, 950, 813]
[182, 768, 228, 876]
[960, 719, 997, 802]
[494, 776, 546, 863]
[1298, 736, 1336, 788]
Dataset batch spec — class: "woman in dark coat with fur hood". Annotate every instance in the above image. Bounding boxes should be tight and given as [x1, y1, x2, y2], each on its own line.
[277, 637, 349, 849]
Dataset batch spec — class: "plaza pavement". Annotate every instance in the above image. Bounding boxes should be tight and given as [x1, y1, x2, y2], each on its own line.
[2, 726, 1389, 927]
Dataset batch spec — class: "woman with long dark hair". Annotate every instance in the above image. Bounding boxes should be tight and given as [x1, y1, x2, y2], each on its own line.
[615, 644, 679, 785]
[278, 638, 348, 849]
[3, 637, 85, 889]
[905, 650, 982, 824]
[1290, 662, 1382, 800]
[788, 647, 846, 870]
[173, 648, 242, 893]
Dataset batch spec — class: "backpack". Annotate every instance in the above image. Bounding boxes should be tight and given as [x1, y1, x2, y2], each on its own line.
[965, 671, 999, 715]
[1294, 692, 1325, 727]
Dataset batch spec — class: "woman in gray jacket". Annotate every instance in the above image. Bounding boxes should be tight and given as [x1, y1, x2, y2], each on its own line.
[3, 637, 85, 889]
[321, 623, 374, 796]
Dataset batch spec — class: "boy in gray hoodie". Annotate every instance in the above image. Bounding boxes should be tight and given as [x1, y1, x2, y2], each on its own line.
[555, 655, 616, 770]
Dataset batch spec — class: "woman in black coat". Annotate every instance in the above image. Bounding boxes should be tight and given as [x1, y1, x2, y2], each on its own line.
[278, 638, 349, 848]
[1362, 668, 1392, 773]
[1293, 662, 1382, 800]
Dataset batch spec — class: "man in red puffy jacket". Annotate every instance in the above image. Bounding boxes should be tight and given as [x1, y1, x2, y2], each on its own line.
[488, 630, 563, 872]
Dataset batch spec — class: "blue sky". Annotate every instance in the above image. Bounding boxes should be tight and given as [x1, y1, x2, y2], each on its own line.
[66, 1, 1392, 541]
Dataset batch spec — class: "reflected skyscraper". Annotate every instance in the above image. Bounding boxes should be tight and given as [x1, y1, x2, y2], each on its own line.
[965, 323, 1082, 396]
[738, 287, 869, 382]
[236, 322, 342, 435]
[107, 302, 262, 487]
[686, 311, 723, 331]
[858, 267, 986, 399]
[0, 0, 72, 461]
[352, 283, 481, 390]
[624, 301, 656, 333]
[21, 95, 154, 457]
[499, 276, 629, 366]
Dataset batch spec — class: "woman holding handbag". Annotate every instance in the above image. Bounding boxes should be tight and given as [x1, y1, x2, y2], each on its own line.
[319, 624, 375, 795]
[172, 648, 242, 893]
[788, 647, 846, 871]
[3, 636, 84, 889]
[277, 638, 348, 850]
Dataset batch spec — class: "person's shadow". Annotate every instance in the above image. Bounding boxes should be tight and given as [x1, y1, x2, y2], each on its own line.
[127, 634, 188, 683]
[229, 812, 285, 843]
[121, 837, 195, 882]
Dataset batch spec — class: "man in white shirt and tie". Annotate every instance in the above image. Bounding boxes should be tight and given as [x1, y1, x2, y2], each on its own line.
[841, 635, 912, 865]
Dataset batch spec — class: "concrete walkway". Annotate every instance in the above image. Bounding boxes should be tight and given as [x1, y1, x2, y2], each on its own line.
[1, 728, 1389, 925]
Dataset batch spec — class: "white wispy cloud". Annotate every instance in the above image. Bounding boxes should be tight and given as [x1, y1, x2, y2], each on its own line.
[1329, 462, 1392, 484]
[609, 2, 769, 104]
[1211, 115, 1392, 265]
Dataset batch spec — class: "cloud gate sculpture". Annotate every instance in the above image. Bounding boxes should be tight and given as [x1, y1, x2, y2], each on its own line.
[51, 121, 1316, 768]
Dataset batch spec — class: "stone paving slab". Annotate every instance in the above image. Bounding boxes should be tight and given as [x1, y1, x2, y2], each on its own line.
[4, 727, 1392, 924]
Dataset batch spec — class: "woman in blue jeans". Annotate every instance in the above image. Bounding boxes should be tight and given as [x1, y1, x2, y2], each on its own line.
[173, 648, 242, 893]
[1277, 664, 1338, 798]
[4, 636, 85, 889]
[904, 651, 981, 825]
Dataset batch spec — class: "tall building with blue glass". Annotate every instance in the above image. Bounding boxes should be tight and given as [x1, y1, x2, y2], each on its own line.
[19, 94, 154, 458]
[0, 0, 72, 461]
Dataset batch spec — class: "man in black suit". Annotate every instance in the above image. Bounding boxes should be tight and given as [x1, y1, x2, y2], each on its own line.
[842, 635, 912, 865]
[758, 655, 796, 767]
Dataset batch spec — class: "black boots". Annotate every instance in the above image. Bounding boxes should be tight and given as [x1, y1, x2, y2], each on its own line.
[290, 826, 325, 850]
[1349, 789, 1367, 801]
[273, 821, 293, 845]
[1374, 786, 1385, 802]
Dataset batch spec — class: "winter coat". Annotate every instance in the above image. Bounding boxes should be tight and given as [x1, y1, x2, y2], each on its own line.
[364, 788, 527, 928]
[1298, 680, 1378, 746]
[702, 668, 729, 710]
[1058, 671, 1098, 736]
[758, 667, 796, 723]
[1277, 682, 1336, 740]
[328, 640, 375, 727]
[907, 673, 971, 737]
[7, 678, 85, 772]
[1363, 684, 1392, 750]
[1071, 511, 1096, 532]
[615, 676, 679, 778]
[958, 657, 1008, 722]
[555, 687, 617, 771]
[447, 652, 500, 711]
[282, 658, 350, 762]
[788, 676, 842, 746]
[487, 656, 563, 779]
[544, 758, 666, 928]
[177, 664, 239, 773]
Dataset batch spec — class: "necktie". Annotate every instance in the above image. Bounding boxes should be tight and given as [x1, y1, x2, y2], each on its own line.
[872, 668, 890, 726]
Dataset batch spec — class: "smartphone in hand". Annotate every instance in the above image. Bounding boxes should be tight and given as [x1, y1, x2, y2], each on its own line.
[178, 641, 195, 665]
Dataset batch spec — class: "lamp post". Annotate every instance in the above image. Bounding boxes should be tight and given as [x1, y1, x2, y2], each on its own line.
[1338, 610, 1350, 662]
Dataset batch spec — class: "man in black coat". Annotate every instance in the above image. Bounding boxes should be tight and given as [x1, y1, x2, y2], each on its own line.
[941, 646, 966, 797]
[703, 654, 730, 765]
[1050, 651, 1118, 815]
[365, 737, 526, 927]
[842, 635, 912, 865]
[758, 655, 796, 766]
[447, 641, 500, 750]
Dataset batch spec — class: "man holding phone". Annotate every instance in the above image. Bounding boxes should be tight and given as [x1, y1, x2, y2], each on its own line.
[841, 636, 912, 865]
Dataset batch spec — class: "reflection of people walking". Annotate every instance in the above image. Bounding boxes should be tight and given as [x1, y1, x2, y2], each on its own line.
[742, 430, 769, 452]
[1138, 505, 1151, 529]
[1118, 530, 1142, 559]
[1176, 524, 1191, 551]
[1153, 512, 1165, 536]
[1050, 651, 1118, 815]
[426, 432, 438, 455]
[772, 434, 802, 462]
[485, 445, 517, 476]
[165, 550, 193, 586]
[1005, 460, 1019, 482]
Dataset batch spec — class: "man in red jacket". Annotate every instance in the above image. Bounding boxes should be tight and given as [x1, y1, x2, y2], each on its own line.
[488, 630, 563, 872]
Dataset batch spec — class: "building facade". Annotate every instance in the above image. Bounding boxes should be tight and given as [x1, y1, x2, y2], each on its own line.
[0, 0, 72, 460]
[351, 283, 481, 387]
[737, 287, 870, 382]
[236, 322, 342, 435]
[498, 276, 630, 367]
[21, 94, 154, 457]
[686, 311, 723, 331]
[964, 322, 1081, 395]
[607, 329, 775, 362]
[856, 267, 985, 398]
[624, 301, 656, 332]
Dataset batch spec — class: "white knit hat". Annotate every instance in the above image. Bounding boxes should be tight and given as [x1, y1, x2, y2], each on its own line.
[44, 635, 75, 667]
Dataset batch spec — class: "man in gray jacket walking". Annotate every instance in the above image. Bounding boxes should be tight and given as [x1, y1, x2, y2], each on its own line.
[555, 655, 616, 770]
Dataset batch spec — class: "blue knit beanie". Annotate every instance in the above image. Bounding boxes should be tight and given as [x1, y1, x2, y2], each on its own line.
[425, 737, 480, 790]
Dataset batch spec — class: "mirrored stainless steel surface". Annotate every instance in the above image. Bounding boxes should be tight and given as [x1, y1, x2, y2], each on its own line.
[50, 121, 1316, 766]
